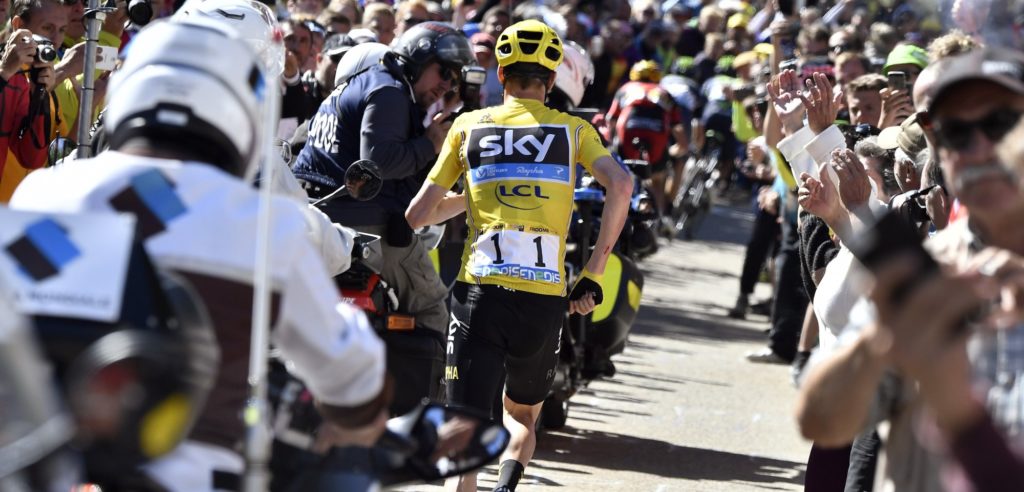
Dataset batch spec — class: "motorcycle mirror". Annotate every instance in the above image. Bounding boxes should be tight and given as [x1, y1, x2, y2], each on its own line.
[47, 137, 78, 167]
[344, 159, 382, 202]
[405, 404, 510, 481]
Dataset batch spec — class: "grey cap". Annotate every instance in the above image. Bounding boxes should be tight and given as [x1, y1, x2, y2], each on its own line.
[928, 47, 1024, 114]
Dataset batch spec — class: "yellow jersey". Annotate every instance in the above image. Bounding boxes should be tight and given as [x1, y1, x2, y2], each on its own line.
[427, 97, 611, 296]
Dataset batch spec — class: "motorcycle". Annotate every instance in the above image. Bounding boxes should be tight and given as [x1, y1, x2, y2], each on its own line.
[309, 159, 445, 417]
[538, 172, 646, 430]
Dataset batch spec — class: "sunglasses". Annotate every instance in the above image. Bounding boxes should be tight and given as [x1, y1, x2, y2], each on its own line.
[439, 65, 459, 83]
[403, 16, 427, 26]
[928, 108, 1022, 151]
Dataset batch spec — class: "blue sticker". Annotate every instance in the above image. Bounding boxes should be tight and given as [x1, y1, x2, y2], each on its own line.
[130, 169, 187, 225]
[25, 218, 80, 269]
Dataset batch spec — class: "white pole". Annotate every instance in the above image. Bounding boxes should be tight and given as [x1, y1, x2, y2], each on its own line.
[243, 29, 284, 492]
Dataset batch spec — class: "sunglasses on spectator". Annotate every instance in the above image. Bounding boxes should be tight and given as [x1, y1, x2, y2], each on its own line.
[924, 108, 1022, 151]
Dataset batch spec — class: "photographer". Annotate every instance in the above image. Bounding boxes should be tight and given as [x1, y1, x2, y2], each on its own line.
[0, 3, 61, 199]
[0, 30, 50, 186]
[292, 22, 473, 405]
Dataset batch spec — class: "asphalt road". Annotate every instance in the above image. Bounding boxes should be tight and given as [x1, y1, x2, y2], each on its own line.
[395, 198, 811, 491]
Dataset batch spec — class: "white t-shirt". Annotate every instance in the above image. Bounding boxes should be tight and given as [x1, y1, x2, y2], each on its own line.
[10, 151, 385, 409]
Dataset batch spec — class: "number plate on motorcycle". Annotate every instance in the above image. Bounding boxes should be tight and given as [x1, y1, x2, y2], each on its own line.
[467, 228, 561, 284]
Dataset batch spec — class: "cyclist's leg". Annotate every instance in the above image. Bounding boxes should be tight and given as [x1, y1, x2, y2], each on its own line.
[496, 291, 566, 491]
[649, 157, 670, 215]
[444, 282, 510, 492]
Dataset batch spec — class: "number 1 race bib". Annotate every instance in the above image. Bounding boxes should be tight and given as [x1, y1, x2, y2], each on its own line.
[467, 229, 561, 284]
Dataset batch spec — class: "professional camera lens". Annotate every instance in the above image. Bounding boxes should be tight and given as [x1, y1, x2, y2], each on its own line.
[127, 0, 153, 26]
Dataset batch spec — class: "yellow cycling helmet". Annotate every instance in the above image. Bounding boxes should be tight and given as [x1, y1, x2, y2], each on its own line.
[629, 60, 662, 83]
[495, 19, 564, 72]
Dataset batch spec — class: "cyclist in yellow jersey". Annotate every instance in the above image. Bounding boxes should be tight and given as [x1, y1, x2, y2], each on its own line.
[406, 19, 631, 492]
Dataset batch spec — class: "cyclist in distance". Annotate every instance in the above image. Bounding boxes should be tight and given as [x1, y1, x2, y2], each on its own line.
[605, 60, 687, 226]
[406, 19, 632, 492]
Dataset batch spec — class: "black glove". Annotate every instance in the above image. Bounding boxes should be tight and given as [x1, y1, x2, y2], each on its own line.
[568, 270, 604, 305]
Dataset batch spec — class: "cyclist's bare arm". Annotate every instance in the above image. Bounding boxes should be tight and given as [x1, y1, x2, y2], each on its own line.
[406, 183, 466, 229]
[585, 156, 633, 275]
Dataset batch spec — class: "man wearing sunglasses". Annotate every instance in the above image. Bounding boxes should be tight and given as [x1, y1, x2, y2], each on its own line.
[292, 22, 474, 407]
[924, 47, 1024, 224]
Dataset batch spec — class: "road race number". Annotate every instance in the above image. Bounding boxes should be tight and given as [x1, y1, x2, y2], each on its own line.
[467, 229, 561, 284]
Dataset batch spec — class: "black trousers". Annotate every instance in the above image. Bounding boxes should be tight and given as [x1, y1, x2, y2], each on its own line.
[844, 429, 880, 492]
[739, 206, 780, 296]
[768, 218, 808, 362]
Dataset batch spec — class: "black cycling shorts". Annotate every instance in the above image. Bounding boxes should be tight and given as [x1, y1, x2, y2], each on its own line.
[445, 281, 566, 416]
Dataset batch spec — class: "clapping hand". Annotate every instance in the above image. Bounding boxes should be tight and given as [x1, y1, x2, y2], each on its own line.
[830, 149, 872, 210]
[799, 72, 843, 135]
[766, 69, 806, 134]
[798, 161, 842, 225]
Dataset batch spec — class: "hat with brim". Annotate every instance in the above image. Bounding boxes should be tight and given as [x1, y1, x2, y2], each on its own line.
[928, 47, 1024, 115]
[883, 44, 928, 74]
[877, 112, 927, 156]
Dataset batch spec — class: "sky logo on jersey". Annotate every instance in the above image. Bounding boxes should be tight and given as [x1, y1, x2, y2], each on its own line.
[467, 126, 571, 185]
[5, 218, 81, 281]
[109, 169, 187, 240]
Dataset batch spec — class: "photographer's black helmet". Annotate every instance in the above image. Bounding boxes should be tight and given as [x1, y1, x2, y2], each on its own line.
[391, 21, 474, 83]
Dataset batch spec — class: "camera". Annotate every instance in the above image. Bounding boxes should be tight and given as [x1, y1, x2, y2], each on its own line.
[32, 35, 56, 63]
[458, 65, 487, 112]
[889, 186, 936, 226]
[445, 65, 487, 122]
[127, 0, 153, 26]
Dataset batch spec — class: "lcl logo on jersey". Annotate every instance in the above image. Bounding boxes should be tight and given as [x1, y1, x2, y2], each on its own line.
[467, 125, 571, 185]
[494, 184, 550, 210]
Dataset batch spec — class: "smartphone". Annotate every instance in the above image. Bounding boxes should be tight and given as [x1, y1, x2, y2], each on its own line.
[847, 211, 938, 305]
[887, 71, 907, 91]
[96, 45, 118, 71]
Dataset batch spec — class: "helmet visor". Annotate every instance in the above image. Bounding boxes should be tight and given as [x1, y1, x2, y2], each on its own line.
[435, 34, 475, 72]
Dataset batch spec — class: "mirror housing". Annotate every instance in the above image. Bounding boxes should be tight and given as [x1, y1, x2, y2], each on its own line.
[400, 403, 510, 482]
[345, 159, 382, 202]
